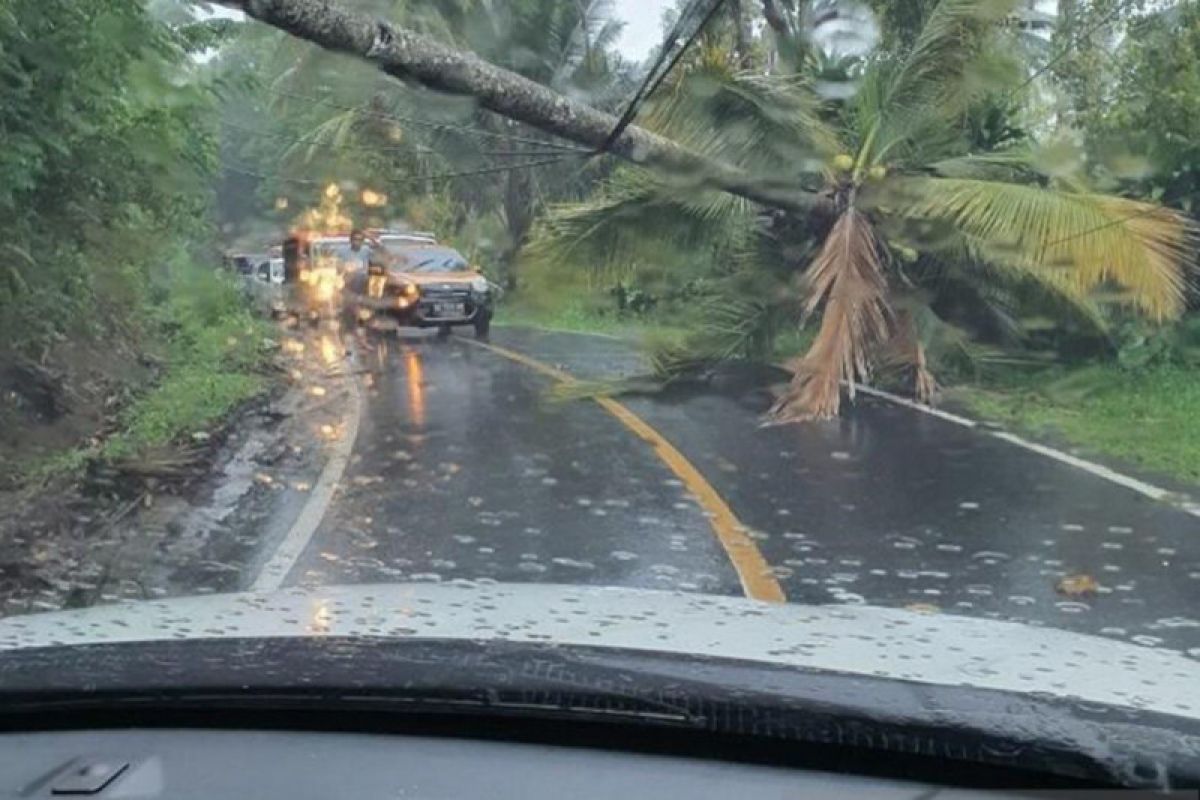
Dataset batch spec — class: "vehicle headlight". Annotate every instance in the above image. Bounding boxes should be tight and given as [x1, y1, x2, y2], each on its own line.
[400, 283, 419, 298]
[470, 277, 489, 294]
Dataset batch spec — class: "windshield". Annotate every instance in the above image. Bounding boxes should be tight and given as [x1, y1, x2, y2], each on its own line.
[379, 235, 437, 249]
[312, 240, 350, 258]
[395, 247, 470, 273]
[4, 0, 1200, 769]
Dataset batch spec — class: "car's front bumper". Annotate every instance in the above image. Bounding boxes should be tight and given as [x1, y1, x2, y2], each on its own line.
[355, 294, 491, 326]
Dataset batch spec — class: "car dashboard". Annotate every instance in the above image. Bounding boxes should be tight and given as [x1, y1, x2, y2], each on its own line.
[6, 727, 1065, 800]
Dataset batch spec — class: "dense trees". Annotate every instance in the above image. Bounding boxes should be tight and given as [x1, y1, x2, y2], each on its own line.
[6, 0, 1199, 424]
[0, 0, 216, 353]
[527, 0, 1197, 418]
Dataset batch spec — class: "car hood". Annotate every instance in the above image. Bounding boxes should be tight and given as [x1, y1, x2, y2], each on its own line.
[387, 270, 481, 286]
[0, 582, 1195, 724]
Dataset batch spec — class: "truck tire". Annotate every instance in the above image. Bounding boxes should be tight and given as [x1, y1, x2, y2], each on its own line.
[474, 310, 492, 340]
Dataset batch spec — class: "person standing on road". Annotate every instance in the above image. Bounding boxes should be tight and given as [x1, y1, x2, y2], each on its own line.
[344, 228, 389, 294]
[345, 228, 373, 272]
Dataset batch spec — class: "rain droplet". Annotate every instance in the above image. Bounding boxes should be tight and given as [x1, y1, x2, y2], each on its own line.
[551, 557, 595, 570]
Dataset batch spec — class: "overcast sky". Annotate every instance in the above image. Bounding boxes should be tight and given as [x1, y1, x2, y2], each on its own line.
[202, 0, 675, 61]
[610, 0, 674, 61]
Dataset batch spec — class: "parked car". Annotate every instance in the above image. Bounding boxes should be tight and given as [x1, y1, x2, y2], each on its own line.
[343, 244, 494, 338]
[247, 257, 287, 317]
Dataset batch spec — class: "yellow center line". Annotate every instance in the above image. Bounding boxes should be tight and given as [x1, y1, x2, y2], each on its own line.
[465, 338, 786, 604]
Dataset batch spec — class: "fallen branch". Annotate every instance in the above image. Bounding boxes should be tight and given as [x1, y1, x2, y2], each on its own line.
[219, 0, 829, 216]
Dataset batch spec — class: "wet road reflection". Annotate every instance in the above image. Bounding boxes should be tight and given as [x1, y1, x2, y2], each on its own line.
[275, 324, 1200, 655]
[403, 347, 426, 428]
[286, 327, 741, 594]
[487, 328, 1200, 655]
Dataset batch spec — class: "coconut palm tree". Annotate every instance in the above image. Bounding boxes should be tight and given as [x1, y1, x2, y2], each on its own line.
[527, 0, 1194, 421]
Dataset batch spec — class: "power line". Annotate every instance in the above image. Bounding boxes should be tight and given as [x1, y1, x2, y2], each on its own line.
[1042, 203, 1173, 249]
[633, 0, 728, 123]
[267, 87, 591, 153]
[220, 119, 572, 159]
[597, 0, 725, 154]
[1011, 0, 1139, 96]
[221, 154, 581, 186]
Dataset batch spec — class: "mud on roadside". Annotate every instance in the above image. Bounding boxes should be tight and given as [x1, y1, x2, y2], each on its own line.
[0, 323, 360, 617]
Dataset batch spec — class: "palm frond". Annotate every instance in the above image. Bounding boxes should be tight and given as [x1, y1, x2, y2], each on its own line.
[644, 66, 839, 177]
[283, 108, 360, 164]
[523, 168, 753, 272]
[956, 231, 1110, 333]
[927, 145, 1039, 180]
[881, 177, 1195, 320]
[854, 0, 1021, 169]
[887, 0, 1019, 112]
[771, 208, 893, 421]
[883, 291, 1044, 386]
[885, 219, 1111, 336]
[876, 306, 938, 402]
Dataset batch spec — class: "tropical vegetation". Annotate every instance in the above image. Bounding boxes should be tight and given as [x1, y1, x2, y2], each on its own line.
[5, 0, 1200, 482]
[526, 0, 1197, 421]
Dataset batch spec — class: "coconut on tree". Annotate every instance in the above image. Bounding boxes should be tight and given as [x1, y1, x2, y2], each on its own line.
[527, 0, 1195, 420]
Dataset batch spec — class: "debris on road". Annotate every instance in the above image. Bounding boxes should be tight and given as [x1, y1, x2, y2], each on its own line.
[1056, 574, 1100, 597]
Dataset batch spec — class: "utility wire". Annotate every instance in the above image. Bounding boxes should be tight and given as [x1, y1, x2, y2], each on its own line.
[1003, 1, 1187, 249]
[631, 0, 728, 124]
[268, 87, 591, 153]
[220, 119, 572, 159]
[1011, 0, 1139, 95]
[221, 154, 580, 186]
[1042, 203, 1174, 249]
[596, 0, 725, 154]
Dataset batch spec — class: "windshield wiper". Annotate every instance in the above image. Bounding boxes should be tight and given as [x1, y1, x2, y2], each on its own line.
[0, 637, 1196, 788]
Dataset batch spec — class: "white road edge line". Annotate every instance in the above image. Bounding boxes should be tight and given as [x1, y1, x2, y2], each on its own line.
[851, 381, 1200, 518]
[850, 383, 979, 428]
[250, 359, 365, 592]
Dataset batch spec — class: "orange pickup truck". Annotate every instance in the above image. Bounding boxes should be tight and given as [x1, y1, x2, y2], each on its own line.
[344, 243, 495, 339]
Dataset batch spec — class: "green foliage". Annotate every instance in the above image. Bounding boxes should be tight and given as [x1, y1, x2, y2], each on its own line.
[18, 261, 272, 481]
[105, 367, 264, 461]
[0, 0, 217, 356]
[1113, 317, 1200, 370]
[209, 0, 633, 265]
[867, 0, 942, 50]
[522, 0, 1199, 422]
[0, 0, 281, 481]
[1086, 1, 1200, 213]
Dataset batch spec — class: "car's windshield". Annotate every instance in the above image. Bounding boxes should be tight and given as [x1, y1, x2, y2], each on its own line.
[395, 247, 470, 273]
[379, 235, 437, 249]
[312, 239, 352, 258]
[3, 0, 1200, 766]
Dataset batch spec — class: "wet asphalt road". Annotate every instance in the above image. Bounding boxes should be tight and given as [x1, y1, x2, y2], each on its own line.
[280, 324, 1200, 655]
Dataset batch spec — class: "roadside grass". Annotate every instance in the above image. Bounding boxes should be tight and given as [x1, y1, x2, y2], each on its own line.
[21, 265, 274, 484]
[949, 364, 1200, 483]
[495, 296, 690, 342]
[101, 323, 269, 463]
